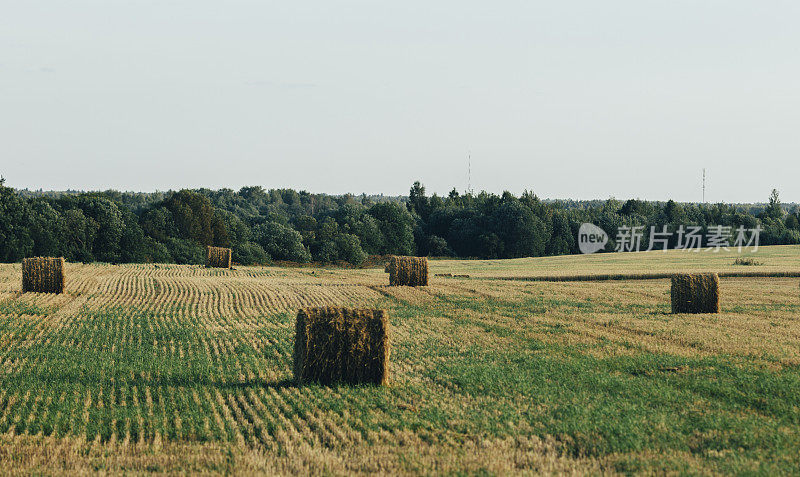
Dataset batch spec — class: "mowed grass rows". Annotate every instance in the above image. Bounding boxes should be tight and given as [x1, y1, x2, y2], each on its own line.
[0, 249, 799, 474]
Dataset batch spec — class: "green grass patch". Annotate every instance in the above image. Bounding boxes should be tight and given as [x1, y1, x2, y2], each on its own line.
[0, 299, 52, 316]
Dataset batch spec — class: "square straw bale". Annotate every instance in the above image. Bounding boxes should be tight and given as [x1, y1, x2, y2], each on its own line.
[294, 307, 390, 385]
[388, 256, 428, 286]
[671, 273, 720, 313]
[206, 246, 232, 268]
[22, 257, 65, 294]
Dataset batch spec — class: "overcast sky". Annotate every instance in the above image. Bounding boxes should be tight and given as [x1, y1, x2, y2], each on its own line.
[2, 1, 799, 202]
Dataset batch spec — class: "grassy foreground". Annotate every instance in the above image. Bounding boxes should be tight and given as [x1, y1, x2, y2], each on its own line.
[0, 246, 799, 474]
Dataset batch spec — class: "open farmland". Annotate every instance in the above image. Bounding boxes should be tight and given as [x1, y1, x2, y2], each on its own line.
[429, 244, 800, 278]
[0, 247, 799, 474]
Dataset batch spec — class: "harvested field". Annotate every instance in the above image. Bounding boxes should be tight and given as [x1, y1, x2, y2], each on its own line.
[0, 246, 799, 474]
[427, 244, 800, 278]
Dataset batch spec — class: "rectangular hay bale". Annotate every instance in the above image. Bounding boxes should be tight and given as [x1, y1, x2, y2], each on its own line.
[206, 246, 232, 268]
[22, 257, 65, 294]
[294, 307, 390, 385]
[388, 256, 429, 286]
[671, 273, 720, 313]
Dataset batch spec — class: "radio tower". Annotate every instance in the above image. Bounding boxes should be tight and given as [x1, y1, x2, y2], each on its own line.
[467, 153, 472, 195]
[467, 153, 472, 194]
[702, 168, 706, 204]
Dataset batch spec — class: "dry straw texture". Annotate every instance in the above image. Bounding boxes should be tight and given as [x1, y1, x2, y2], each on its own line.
[294, 307, 390, 385]
[389, 256, 429, 286]
[671, 273, 720, 313]
[384, 256, 395, 273]
[206, 246, 232, 268]
[21, 257, 65, 294]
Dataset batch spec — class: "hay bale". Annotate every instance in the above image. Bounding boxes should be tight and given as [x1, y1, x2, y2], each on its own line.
[206, 246, 232, 268]
[22, 257, 65, 294]
[388, 256, 429, 286]
[671, 273, 720, 313]
[294, 307, 390, 385]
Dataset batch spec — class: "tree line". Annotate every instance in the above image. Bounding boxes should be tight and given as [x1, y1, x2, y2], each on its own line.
[1, 178, 798, 265]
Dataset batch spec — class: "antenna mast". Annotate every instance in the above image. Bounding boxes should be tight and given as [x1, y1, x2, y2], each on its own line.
[702, 168, 706, 204]
[468, 152, 472, 195]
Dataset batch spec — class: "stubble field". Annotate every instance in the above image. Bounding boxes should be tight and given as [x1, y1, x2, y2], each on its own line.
[0, 246, 799, 474]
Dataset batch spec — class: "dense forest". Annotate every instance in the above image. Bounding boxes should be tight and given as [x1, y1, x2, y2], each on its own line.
[1, 178, 798, 265]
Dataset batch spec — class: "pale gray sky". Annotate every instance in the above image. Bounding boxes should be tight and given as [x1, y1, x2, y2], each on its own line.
[2, 1, 799, 202]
